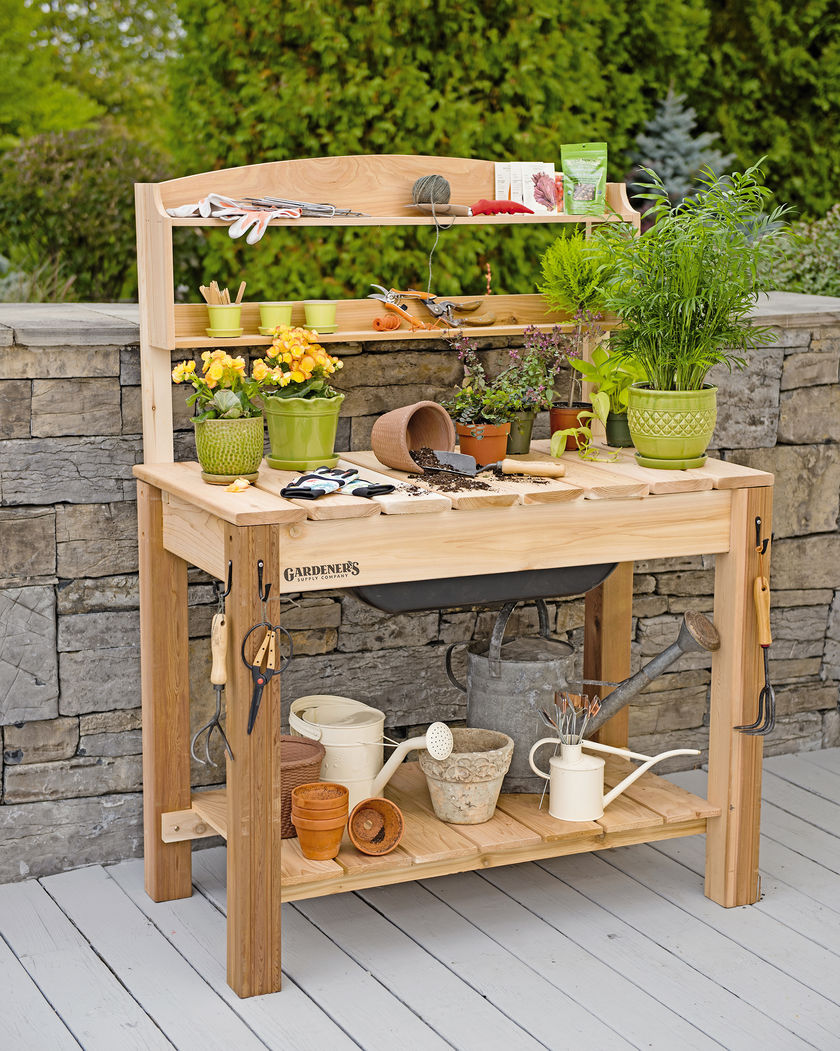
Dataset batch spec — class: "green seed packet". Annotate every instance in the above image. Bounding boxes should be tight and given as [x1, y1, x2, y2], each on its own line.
[561, 142, 608, 215]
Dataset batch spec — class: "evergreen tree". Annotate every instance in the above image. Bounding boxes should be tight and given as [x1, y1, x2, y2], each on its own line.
[630, 89, 734, 206]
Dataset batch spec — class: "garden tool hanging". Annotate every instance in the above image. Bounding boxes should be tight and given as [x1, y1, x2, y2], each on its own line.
[736, 519, 776, 735]
[241, 561, 293, 734]
[191, 563, 234, 765]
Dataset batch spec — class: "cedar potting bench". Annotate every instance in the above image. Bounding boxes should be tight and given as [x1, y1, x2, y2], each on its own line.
[134, 157, 772, 999]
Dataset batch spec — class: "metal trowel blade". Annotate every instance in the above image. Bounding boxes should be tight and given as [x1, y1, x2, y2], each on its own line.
[428, 451, 481, 476]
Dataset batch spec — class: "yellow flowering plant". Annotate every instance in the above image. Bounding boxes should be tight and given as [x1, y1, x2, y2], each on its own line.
[257, 325, 343, 399]
[172, 350, 267, 421]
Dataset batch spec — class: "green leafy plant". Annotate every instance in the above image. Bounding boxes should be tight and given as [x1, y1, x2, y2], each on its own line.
[493, 326, 571, 413]
[600, 162, 788, 391]
[549, 400, 615, 462]
[539, 231, 610, 316]
[760, 204, 840, 299]
[570, 346, 647, 415]
[443, 334, 511, 425]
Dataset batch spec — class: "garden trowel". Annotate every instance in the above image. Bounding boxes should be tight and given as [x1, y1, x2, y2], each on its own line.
[428, 452, 566, 478]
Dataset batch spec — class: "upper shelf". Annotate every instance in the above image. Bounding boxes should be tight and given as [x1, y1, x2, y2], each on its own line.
[169, 212, 629, 229]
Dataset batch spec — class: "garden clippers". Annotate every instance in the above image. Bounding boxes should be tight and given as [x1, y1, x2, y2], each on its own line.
[368, 285, 489, 328]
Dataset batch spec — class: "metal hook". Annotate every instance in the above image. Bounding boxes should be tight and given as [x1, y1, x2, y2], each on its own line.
[754, 517, 770, 556]
[257, 559, 271, 602]
[216, 560, 233, 612]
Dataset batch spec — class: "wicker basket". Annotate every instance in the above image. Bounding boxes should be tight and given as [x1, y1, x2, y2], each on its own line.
[371, 401, 455, 472]
[279, 736, 326, 838]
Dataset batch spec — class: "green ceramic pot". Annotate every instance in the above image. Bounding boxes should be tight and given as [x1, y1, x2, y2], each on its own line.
[626, 385, 718, 469]
[604, 411, 633, 448]
[506, 411, 536, 454]
[263, 393, 345, 470]
[194, 414, 264, 484]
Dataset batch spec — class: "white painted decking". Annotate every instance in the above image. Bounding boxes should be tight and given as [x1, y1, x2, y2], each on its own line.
[2, 749, 840, 1050]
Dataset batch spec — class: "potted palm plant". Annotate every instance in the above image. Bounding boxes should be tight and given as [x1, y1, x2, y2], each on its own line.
[600, 162, 787, 468]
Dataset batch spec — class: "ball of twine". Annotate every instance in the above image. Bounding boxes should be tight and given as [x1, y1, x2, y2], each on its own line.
[412, 174, 451, 206]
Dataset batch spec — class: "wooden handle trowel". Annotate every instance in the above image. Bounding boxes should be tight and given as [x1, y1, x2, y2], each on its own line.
[429, 451, 565, 478]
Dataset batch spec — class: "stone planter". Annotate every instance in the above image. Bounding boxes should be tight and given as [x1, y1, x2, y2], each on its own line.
[419, 727, 514, 824]
[193, 414, 264, 484]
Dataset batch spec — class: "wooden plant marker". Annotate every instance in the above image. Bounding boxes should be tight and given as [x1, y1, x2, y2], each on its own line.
[342, 450, 519, 510]
[256, 464, 381, 520]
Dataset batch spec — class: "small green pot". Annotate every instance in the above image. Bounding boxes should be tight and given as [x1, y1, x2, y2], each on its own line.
[604, 411, 633, 448]
[194, 414, 264, 484]
[263, 393, 345, 470]
[304, 300, 338, 332]
[626, 385, 718, 469]
[506, 411, 536, 454]
[259, 302, 293, 329]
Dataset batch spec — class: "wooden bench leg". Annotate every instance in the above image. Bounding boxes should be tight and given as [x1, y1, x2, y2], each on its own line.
[586, 561, 634, 748]
[225, 523, 284, 998]
[705, 486, 772, 906]
[138, 482, 192, 902]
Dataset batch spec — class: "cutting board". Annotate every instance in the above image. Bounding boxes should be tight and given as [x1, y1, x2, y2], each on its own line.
[335, 459, 452, 514]
[527, 445, 649, 499]
[256, 464, 381, 520]
[341, 451, 520, 510]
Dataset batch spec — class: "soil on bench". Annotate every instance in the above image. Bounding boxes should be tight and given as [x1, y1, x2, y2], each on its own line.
[412, 447, 494, 492]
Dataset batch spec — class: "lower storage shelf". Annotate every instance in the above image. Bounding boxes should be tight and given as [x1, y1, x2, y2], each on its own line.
[162, 756, 718, 903]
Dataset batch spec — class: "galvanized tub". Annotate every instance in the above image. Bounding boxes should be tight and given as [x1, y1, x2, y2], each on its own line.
[445, 599, 576, 792]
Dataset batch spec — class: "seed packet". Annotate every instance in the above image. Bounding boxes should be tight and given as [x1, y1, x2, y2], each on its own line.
[561, 142, 608, 215]
[521, 162, 558, 214]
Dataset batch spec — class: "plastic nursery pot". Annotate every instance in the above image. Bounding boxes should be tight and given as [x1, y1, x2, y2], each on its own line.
[193, 415, 264, 485]
[291, 782, 349, 811]
[348, 797, 405, 856]
[304, 300, 338, 332]
[549, 405, 586, 451]
[263, 392, 345, 471]
[371, 401, 456, 472]
[258, 302, 293, 331]
[205, 303, 242, 337]
[506, 410, 536, 454]
[604, 411, 633, 448]
[626, 385, 718, 469]
[455, 421, 511, 466]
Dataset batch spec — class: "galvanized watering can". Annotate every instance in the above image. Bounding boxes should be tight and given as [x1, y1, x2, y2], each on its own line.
[446, 601, 720, 792]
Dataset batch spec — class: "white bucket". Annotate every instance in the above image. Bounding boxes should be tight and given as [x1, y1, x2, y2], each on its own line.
[289, 695, 386, 803]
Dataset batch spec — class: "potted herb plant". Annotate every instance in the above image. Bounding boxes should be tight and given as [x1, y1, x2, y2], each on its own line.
[257, 326, 344, 470]
[601, 162, 788, 468]
[444, 335, 511, 464]
[569, 347, 646, 447]
[494, 326, 569, 453]
[538, 230, 611, 448]
[172, 351, 267, 484]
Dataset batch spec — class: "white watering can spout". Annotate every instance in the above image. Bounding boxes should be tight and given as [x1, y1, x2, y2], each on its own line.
[369, 721, 454, 798]
[529, 736, 700, 822]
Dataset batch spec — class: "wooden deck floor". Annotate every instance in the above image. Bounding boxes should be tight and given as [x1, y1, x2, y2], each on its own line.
[3, 749, 840, 1050]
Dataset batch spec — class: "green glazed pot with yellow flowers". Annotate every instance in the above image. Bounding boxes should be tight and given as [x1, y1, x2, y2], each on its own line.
[256, 326, 345, 470]
[172, 351, 268, 484]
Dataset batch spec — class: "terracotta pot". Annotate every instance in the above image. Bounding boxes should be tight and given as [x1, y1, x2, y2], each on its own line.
[292, 803, 348, 822]
[371, 401, 455, 472]
[549, 405, 586, 451]
[455, 421, 511, 466]
[348, 797, 405, 855]
[291, 782, 349, 811]
[292, 812, 346, 860]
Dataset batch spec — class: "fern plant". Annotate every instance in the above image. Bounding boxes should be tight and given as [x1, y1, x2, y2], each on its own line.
[538, 230, 609, 315]
[600, 162, 788, 391]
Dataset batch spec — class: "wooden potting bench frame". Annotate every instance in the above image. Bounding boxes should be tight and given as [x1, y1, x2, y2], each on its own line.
[134, 156, 771, 999]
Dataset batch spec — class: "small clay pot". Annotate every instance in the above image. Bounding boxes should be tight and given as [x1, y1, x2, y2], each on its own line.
[371, 401, 455, 472]
[291, 782, 349, 811]
[549, 405, 586, 451]
[292, 812, 347, 861]
[292, 803, 348, 822]
[456, 421, 511, 466]
[348, 798, 405, 855]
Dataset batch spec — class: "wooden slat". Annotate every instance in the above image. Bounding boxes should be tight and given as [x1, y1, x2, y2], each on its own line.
[0, 934, 78, 1050]
[341, 450, 520, 509]
[138, 481, 192, 903]
[696, 456, 775, 490]
[390, 762, 542, 852]
[335, 839, 416, 877]
[273, 490, 733, 592]
[161, 805, 219, 843]
[135, 461, 306, 525]
[384, 784, 481, 864]
[596, 793, 664, 833]
[529, 442, 649, 498]
[256, 465, 382, 520]
[603, 757, 719, 821]
[494, 793, 603, 843]
[336, 458, 452, 514]
[162, 491, 226, 578]
[280, 838, 344, 886]
[588, 450, 714, 495]
[191, 789, 228, 837]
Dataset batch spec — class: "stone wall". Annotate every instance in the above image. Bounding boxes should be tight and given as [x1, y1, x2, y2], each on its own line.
[0, 293, 838, 882]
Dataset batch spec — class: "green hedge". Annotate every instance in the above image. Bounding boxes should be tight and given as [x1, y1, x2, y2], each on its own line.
[169, 0, 709, 300]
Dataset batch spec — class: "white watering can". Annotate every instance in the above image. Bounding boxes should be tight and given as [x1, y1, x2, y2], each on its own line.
[289, 695, 454, 808]
[529, 738, 700, 821]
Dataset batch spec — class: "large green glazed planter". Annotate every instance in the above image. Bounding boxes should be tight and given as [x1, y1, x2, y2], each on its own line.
[264, 393, 345, 470]
[194, 414, 264, 484]
[626, 385, 717, 469]
[506, 411, 536, 454]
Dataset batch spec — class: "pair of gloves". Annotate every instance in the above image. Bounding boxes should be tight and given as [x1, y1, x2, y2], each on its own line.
[166, 194, 301, 244]
[280, 467, 395, 501]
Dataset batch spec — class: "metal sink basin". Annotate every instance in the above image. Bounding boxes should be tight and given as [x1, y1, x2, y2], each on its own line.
[345, 563, 617, 613]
